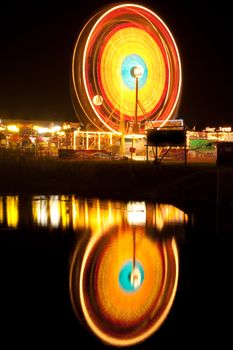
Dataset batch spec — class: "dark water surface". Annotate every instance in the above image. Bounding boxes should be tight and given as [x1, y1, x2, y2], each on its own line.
[0, 195, 230, 348]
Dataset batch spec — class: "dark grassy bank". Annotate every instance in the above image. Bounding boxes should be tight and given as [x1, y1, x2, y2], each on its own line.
[1, 150, 233, 205]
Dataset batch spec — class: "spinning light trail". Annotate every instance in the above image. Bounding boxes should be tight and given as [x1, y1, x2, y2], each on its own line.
[72, 3, 182, 133]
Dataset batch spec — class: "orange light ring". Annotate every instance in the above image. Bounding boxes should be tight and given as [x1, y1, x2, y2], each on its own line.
[72, 3, 182, 132]
[70, 225, 179, 347]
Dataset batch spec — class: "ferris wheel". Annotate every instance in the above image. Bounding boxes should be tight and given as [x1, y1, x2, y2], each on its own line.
[71, 3, 182, 133]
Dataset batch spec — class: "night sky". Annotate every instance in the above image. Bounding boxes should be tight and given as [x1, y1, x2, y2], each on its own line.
[0, 0, 232, 129]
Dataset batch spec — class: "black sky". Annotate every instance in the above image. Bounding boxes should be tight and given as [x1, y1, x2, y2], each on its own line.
[0, 0, 232, 129]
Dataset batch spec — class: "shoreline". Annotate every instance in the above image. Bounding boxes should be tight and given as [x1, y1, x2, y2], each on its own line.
[1, 153, 232, 206]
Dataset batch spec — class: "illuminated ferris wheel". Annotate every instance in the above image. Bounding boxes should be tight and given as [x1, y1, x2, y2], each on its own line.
[71, 3, 182, 133]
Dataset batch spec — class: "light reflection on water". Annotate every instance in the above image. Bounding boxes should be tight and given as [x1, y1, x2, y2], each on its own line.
[0, 196, 19, 228]
[0, 194, 189, 347]
[69, 225, 180, 347]
[1, 193, 229, 347]
[0, 195, 188, 233]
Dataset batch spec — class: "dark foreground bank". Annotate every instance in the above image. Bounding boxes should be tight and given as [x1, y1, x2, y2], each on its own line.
[0, 151, 232, 205]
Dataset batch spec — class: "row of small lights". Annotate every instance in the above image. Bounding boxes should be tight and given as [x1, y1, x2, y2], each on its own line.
[0, 121, 74, 135]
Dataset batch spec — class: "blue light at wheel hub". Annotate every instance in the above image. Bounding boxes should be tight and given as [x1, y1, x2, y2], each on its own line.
[119, 260, 144, 292]
[121, 54, 148, 89]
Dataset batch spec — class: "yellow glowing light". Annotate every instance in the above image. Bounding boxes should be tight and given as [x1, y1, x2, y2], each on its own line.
[155, 204, 188, 231]
[49, 196, 60, 228]
[57, 131, 66, 136]
[219, 127, 231, 132]
[130, 266, 142, 289]
[0, 197, 3, 225]
[131, 65, 144, 78]
[93, 95, 103, 106]
[125, 133, 145, 139]
[6, 196, 18, 228]
[60, 195, 70, 230]
[51, 125, 61, 133]
[32, 197, 48, 226]
[33, 126, 50, 134]
[127, 201, 146, 225]
[100, 27, 166, 118]
[7, 125, 19, 133]
[62, 124, 71, 130]
[70, 197, 123, 233]
[32, 125, 61, 134]
[72, 196, 79, 231]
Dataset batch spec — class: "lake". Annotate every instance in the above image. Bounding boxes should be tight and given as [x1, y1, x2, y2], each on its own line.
[0, 194, 230, 348]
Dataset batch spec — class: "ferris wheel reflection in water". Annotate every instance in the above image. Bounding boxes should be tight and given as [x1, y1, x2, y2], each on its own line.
[69, 200, 188, 347]
[0, 194, 188, 346]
